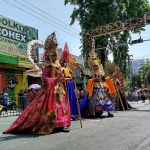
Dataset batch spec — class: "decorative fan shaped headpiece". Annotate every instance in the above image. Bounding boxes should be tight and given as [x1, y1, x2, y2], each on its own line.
[60, 42, 70, 63]
[115, 66, 120, 70]
[67, 55, 77, 72]
[44, 32, 58, 55]
[27, 39, 44, 70]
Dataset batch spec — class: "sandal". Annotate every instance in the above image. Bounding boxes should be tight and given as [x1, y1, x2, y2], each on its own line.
[63, 127, 70, 132]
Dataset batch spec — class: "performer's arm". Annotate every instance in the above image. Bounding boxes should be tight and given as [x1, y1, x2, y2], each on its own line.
[41, 66, 50, 86]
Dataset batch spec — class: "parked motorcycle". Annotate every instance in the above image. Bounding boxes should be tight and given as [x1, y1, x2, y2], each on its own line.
[0, 99, 17, 110]
[7, 99, 17, 110]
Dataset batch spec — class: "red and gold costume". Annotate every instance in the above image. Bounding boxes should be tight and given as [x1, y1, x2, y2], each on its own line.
[4, 32, 70, 134]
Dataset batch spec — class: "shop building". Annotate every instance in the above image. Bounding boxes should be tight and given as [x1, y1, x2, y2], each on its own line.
[0, 15, 38, 104]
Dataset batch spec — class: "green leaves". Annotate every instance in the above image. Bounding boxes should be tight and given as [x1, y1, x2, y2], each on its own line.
[65, 0, 150, 76]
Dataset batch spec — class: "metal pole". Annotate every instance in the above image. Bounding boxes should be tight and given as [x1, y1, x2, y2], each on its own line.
[81, 27, 86, 90]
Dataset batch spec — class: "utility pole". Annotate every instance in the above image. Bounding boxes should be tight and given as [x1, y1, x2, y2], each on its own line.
[81, 27, 86, 90]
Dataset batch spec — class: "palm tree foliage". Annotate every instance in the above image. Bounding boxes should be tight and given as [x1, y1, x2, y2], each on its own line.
[65, 0, 150, 75]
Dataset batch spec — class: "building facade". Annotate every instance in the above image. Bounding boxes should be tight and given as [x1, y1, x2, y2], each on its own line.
[0, 15, 38, 103]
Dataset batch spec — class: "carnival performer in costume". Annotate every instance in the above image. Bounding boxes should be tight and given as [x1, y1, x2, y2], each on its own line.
[80, 49, 115, 117]
[60, 43, 79, 121]
[112, 66, 133, 110]
[3, 32, 71, 134]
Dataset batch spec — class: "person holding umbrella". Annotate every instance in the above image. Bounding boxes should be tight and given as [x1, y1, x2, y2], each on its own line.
[27, 84, 40, 104]
[3, 32, 71, 134]
[28, 88, 37, 104]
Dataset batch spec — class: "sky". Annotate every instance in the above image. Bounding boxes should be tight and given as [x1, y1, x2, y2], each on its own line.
[0, 0, 81, 56]
[0, 0, 150, 60]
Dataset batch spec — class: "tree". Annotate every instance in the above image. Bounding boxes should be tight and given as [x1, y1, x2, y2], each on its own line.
[137, 59, 150, 86]
[64, 0, 150, 75]
[131, 74, 141, 89]
[104, 59, 117, 77]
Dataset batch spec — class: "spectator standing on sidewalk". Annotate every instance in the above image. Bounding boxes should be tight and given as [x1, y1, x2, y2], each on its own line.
[132, 88, 139, 102]
[18, 90, 24, 108]
[28, 88, 37, 104]
[2, 93, 8, 116]
[23, 89, 28, 109]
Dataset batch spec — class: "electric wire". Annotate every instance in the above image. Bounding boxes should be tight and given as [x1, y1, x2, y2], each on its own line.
[3, 0, 80, 39]
[14, 0, 79, 36]
[39, 0, 69, 17]
[24, 0, 80, 32]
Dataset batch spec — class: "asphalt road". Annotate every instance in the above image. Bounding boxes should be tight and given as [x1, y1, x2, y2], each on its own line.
[0, 100, 150, 150]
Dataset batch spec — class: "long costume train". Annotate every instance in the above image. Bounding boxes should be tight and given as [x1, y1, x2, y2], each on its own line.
[5, 78, 70, 134]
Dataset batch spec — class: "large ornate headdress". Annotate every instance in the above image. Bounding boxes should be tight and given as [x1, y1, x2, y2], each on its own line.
[44, 32, 58, 55]
[87, 49, 100, 67]
[87, 49, 105, 75]
[115, 66, 120, 70]
[60, 42, 69, 63]
[67, 55, 77, 73]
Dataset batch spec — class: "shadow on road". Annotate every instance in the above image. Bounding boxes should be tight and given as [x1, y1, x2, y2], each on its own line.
[82, 115, 113, 120]
[129, 109, 150, 112]
[0, 134, 39, 141]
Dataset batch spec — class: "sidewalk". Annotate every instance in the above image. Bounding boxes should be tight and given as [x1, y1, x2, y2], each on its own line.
[128, 99, 150, 108]
[0, 108, 22, 117]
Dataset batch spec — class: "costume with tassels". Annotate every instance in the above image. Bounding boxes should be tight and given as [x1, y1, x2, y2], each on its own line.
[3, 32, 71, 134]
[80, 49, 115, 117]
[60, 43, 79, 120]
[112, 66, 133, 110]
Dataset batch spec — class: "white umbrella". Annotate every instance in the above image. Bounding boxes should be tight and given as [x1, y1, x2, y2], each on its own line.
[28, 84, 41, 90]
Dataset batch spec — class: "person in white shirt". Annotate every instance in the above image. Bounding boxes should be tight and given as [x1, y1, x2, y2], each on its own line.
[132, 88, 139, 102]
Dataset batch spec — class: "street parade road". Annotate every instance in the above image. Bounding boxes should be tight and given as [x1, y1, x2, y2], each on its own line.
[0, 100, 150, 150]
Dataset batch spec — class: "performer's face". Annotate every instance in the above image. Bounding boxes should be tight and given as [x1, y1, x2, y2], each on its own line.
[93, 65, 99, 71]
[51, 54, 57, 62]
[61, 62, 66, 67]
[64, 62, 67, 67]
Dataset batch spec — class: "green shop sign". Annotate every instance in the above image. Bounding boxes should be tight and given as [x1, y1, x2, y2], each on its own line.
[0, 15, 38, 56]
[0, 53, 18, 65]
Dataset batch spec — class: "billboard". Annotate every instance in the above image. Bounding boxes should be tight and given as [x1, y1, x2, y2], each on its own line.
[0, 15, 38, 68]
